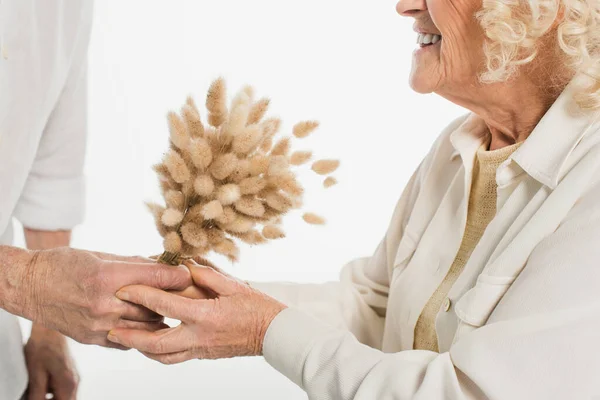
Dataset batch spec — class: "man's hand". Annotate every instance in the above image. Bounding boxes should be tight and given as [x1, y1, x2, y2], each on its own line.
[1, 246, 192, 348]
[107, 261, 286, 364]
[24, 325, 79, 400]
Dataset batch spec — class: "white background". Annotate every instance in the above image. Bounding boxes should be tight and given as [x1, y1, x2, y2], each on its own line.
[15, 0, 465, 398]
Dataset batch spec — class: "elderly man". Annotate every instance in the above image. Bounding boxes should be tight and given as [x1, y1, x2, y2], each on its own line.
[0, 2, 192, 399]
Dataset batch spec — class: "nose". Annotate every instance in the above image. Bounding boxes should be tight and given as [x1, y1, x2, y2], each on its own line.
[396, 0, 427, 16]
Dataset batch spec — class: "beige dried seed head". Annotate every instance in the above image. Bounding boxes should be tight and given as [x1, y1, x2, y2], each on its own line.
[164, 232, 183, 253]
[168, 112, 189, 150]
[202, 200, 224, 220]
[247, 98, 270, 125]
[293, 121, 319, 138]
[271, 137, 291, 156]
[181, 223, 208, 248]
[211, 153, 238, 180]
[189, 138, 213, 170]
[303, 213, 326, 225]
[165, 190, 185, 210]
[217, 184, 241, 205]
[181, 104, 204, 138]
[262, 225, 286, 239]
[163, 150, 191, 184]
[312, 159, 340, 175]
[324, 176, 338, 188]
[161, 209, 184, 227]
[290, 151, 312, 166]
[194, 175, 215, 197]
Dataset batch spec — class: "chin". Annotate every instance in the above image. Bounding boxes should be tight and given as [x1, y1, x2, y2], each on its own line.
[408, 72, 435, 94]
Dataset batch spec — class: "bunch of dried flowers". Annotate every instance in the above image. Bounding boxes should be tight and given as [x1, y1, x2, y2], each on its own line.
[147, 78, 339, 265]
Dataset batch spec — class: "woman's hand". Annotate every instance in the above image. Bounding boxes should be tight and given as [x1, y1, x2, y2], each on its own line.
[106, 262, 287, 364]
[24, 324, 79, 400]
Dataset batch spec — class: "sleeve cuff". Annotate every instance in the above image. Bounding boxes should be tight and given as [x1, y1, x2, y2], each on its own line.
[262, 307, 339, 388]
[13, 175, 85, 230]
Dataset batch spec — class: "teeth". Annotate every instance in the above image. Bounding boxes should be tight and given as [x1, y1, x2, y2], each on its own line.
[417, 33, 442, 45]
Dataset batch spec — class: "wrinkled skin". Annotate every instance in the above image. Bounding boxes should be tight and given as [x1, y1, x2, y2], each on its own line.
[107, 260, 286, 364]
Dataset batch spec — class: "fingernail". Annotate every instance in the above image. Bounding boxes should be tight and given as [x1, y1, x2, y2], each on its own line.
[107, 332, 120, 344]
[116, 290, 129, 301]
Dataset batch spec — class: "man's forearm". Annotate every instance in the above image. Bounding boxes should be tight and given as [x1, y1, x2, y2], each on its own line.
[0, 245, 35, 318]
[24, 228, 71, 336]
[24, 228, 71, 250]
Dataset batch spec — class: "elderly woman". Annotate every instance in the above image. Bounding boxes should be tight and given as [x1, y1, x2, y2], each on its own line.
[108, 0, 600, 398]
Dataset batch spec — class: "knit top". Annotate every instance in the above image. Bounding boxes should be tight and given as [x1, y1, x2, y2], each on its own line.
[413, 140, 523, 352]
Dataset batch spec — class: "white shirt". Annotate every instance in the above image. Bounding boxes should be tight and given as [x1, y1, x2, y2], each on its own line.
[254, 76, 600, 399]
[0, 1, 92, 399]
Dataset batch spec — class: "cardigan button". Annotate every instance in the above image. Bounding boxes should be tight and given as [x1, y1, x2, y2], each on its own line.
[442, 297, 451, 312]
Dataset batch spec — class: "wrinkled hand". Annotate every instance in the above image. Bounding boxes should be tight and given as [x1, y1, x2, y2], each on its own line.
[24, 325, 79, 400]
[8, 247, 192, 348]
[107, 261, 286, 364]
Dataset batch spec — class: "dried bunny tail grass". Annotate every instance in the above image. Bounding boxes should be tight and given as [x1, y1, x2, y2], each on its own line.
[262, 225, 285, 239]
[163, 150, 191, 184]
[232, 125, 263, 155]
[234, 196, 265, 217]
[194, 174, 215, 197]
[181, 223, 208, 248]
[268, 155, 289, 177]
[164, 232, 183, 253]
[206, 228, 226, 245]
[202, 200, 224, 219]
[210, 153, 238, 180]
[312, 159, 340, 175]
[182, 104, 205, 138]
[303, 212, 326, 225]
[168, 112, 189, 150]
[271, 137, 291, 156]
[161, 208, 184, 227]
[215, 206, 237, 225]
[165, 190, 185, 210]
[229, 159, 251, 182]
[242, 85, 255, 101]
[262, 118, 282, 137]
[268, 173, 304, 196]
[324, 176, 338, 188]
[259, 135, 274, 153]
[247, 98, 270, 125]
[239, 176, 267, 195]
[249, 155, 270, 175]
[264, 191, 293, 213]
[213, 238, 239, 262]
[146, 202, 169, 237]
[222, 92, 251, 138]
[217, 184, 241, 205]
[206, 78, 228, 127]
[222, 214, 255, 233]
[231, 230, 267, 245]
[186, 96, 200, 114]
[293, 121, 319, 138]
[290, 151, 312, 166]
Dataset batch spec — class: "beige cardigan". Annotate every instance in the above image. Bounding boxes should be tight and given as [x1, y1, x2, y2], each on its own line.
[253, 76, 600, 399]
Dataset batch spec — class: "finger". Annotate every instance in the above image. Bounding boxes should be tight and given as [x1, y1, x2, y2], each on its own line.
[90, 251, 155, 264]
[116, 285, 197, 321]
[186, 263, 238, 296]
[169, 285, 216, 300]
[113, 262, 192, 291]
[140, 350, 197, 365]
[190, 256, 219, 270]
[27, 370, 49, 400]
[50, 372, 79, 400]
[116, 320, 169, 331]
[108, 325, 189, 354]
[120, 302, 163, 322]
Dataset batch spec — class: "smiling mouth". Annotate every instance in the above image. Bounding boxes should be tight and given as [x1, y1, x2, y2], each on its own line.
[417, 33, 442, 47]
